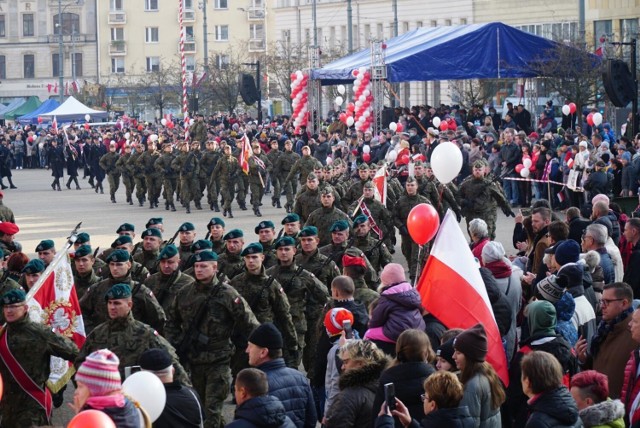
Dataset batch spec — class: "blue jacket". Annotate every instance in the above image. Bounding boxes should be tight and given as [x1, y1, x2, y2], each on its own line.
[375, 406, 475, 428]
[257, 358, 317, 428]
[226, 395, 296, 428]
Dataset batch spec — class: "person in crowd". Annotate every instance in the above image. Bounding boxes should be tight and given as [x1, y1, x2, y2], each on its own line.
[570, 370, 625, 428]
[581, 224, 615, 287]
[622, 307, 640, 426]
[435, 337, 458, 373]
[566, 206, 591, 245]
[469, 218, 491, 264]
[623, 218, 640, 298]
[520, 350, 582, 428]
[323, 307, 356, 417]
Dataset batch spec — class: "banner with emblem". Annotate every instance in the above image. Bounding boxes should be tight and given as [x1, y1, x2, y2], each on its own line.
[28, 254, 85, 392]
[373, 164, 387, 206]
[239, 133, 252, 175]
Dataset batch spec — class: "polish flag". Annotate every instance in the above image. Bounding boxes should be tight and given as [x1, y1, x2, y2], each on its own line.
[52, 116, 58, 134]
[417, 210, 508, 386]
[373, 164, 387, 206]
[239, 133, 252, 175]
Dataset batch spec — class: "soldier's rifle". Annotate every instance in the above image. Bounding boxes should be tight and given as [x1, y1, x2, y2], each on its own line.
[154, 268, 180, 307]
[166, 228, 181, 246]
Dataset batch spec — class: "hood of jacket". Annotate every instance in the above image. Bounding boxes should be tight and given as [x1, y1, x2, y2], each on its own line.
[234, 395, 290, 428]
[338, 356, 388, 391]
[555, 291, 576, 322]
[379, 282, 424, 310]
[529, 387, 580, 425]
[579, 399, 625, 428]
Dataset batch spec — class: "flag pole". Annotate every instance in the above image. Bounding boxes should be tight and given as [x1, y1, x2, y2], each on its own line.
[414, 244, 424, 287]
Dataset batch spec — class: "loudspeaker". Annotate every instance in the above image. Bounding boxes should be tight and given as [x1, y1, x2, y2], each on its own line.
[240, 73, 258, 105]
[381, 107, 395, 128]
[603, 59, 636, 108]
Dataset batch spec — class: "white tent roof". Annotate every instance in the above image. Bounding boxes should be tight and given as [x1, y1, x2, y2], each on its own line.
[40, 96, 108, 121]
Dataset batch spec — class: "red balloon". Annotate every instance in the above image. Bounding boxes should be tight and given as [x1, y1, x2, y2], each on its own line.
[167, 122, 175, 129]
[407, 203, 440, 245]
[138, 124, 144, 131]
[439, 122, 449, 131]
[84, 123, 90, 130]
[339, 113, 347, 123]
[68, 410, 115, 428]
[515, 164, 524, 173]
[569, 102, 577, 114]
[363, 153, 371, 162]
[27, 136, 34, 143]
[37, 117, 43, 124]
[396, 123, 404, 133]
[587, 113, 594, 126]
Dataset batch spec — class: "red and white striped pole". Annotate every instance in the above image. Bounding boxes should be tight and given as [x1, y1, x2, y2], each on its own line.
[178, 0, 189, 129]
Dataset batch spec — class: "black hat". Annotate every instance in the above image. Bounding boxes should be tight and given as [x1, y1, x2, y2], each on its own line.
[248, 322, 283, 350]
[145, 218, 163, 229]
[112, 235, 133, 247]
[75, 232, 90, 244]
[191, 239, 213, 252]
[35, 239, 55, 252]
[105, 283, 132, 301]
[106, 249, 131, 263]
[453, 324, 488, 363]
[178, 222, 195, 232]
[141, 228, 162, 239]
[224, 229, 244, 240]
[1, 289, 26, 306]
[116, 223, 135, 233]
[557, 263, 584, 288]
[193, 250, 218, 262]
[157, 244, 179, 260]
[207, 217, 225, 228]
[241, 242, 263, 256]
[255, 220, 275, 234]
[298, 226, 318, 237]
[274, 236, 296, 249]
[22, 259, 45, 274]
[74, 245, 93, 258]
[281, 213, 301, 225]
[139, 348, 172, 371]
[436, 338, 456, 367]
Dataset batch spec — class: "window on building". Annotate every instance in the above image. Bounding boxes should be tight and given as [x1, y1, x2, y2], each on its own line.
[185, 25, 194, 40]
[444, 19, 451, 26]
[252, 0, 264, 7]
[111, 58, 125, 73]
[621, 18, 638, 60]
[53, 13, 80, 35]
[376, 23, 383, 39]
[23, 14, 34, 37]
[416, 21, 423, 28]
[215, 54, 229, 69]
[186, 55, 195, 71]
[24, 54, 35, 78]
[146, 56, 160, 72]
[215, 25, 228, 41]
[0, 56, 5, 79]
[402, 22, 409, 33]
[145, 27, 159, 42]
[73, 53, 82, 77]
[430, 20, 437, 27]
[110, 0, 123, 11]
[111, 27, 124, 41]
[52, 53, 60, 77]
[364, 24, 370, 41]
[594, 20, 612, 46]
[0, 15, 5, 38]
[145, 0, 159, 11]
[250, 23, 264, 39]
[184, 0, 194, 9]
[215, 0, 228, 9]
[460, 18, 467, 25]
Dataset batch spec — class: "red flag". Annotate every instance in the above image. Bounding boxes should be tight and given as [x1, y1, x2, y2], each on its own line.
[417, 210, 508, 386]
[373, 165, 387, 205]
[239, 134, 252, 175]
[52, 116, 58, 134]
[28, 255, 86, 392]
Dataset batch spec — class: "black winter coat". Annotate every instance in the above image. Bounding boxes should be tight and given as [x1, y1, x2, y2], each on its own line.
[226, 395, 296, 428]
[48, 145, 65, 178]
[583, 170, 610, 197]
[374, 407, 475, 428]
[525, 387, 582, 427]
[153, 381, 204, 428]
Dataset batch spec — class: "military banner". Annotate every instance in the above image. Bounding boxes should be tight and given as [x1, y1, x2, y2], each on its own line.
[240, 133, 252, 175]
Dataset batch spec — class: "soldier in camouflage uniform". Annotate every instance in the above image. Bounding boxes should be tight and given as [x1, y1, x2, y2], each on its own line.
[255, 220, 277, 269]
[234, 138, 250, 212]
[190, 113, 207, 146]
[173, 141, 202, 214]
[285, 145, 320, 188]
[459, 159, 515, 239]
[293, 173, 322, 222]
[176, 222, 197, 269]
[99, 141, 120, 203]
[274, 140, 300, 212]
[248, 142, 271, 217]
[182, 239, 214, 277]
[166, 250, 259, 428]
[278, 213, 301, 241]
[116, 143, 135, 205]
[128, 142, 147, 206]
[304, 186, 352, 247]
[138, 140, 162, 209]
[76, 283, 189, 385]
[266, 140, 282, 208]
[342, 163, 371, 211]
[133, 228, 162, 275]
[144, 244, 194, 318]
[212, 144, 239, 218]
[110, 235, 150, 283]
[155, 142, 178, 212]
[349, 181, 395, 251]
[394, 177, 431, 282]
[200, 140, 221, 212]
[73, 244, 102, 300]
[352, 214, 392, 275]
[229, 243, 298, 373]
[217, 229, 246, 280]
[266, 236, 328, 367]
[417, 161, 462, 221]
[206, 217, 226, 255]
[0, 289, 78, 428]
[79, 249, 165, 334]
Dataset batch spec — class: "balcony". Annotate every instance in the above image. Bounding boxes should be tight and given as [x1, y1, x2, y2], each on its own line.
[249, 38, 265, 52]
[109, 40, 127, 55]
[108, 11, 126, 24]
[48, 34, 86, 43]
[247, 6, 265, 20]
[183, 42, 196, 53]
[182, 10, 196, 22]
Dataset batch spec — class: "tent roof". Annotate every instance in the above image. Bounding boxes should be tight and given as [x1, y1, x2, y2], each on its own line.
[313, 22, 566, 84]
[0, 99, 26, 117]
[16, 99, 61, 125]
[40, 96, 108, 121]
[3, 96, 42, 120]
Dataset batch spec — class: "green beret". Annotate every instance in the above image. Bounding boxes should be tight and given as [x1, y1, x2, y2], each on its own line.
[74, 245, 93, 258]
[207, 217, 225, 228]
[158, 244, 178, 260]
[298, 226, 318, 237]
[35, 239, 55, 252]
[112, 235, 133, 247]
[274, 236, 296, 249]
[330, 220, 350, 232]
[281, 213, 301, 225]
[193, 250, 218, 262]
[22, 259, 45, 274]
[191, 239, 213, 252]
[353, 215, 369, 226]
[363, 181, 375, 189]
[106, 249, 131, 263]
[145, 218, 163, 228]
[241, 242, 264, 257]
[358, 163, 369, 171]
[105, 283, 132, 301]
[1, 289, 26, 306]
[320, 186, 335, 195]
[141, 228, 163, 239]
[224, 229, 244, 240]
[179, 222, 195, 232]
[75, 232, 90, 244]
[116, 223, 135, 233]
[255, 220, 275, 234]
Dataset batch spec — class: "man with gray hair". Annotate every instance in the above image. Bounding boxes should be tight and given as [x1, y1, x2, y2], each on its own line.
[580, 223, 614, 286]
[469, 218, 490, 263]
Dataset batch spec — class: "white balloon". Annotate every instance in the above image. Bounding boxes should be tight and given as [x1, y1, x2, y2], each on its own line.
[359, 66, 367, 75]
[122, 371, 166, 422]
[335, 96, 344, 106]
[363, 89, 371, 97]
[84, 114, 91, 122]
[387, 149, 398, 162]
[295, 70, 303, 79]
[430, 142, 463, 184]
[593, 112, 603, 126]
[161, 118, 167, 126]
[389, 122, 397, 132]
[432, 117, 441, 128]
[124, 132, 130, 139]
[520, 168, 530, 178]
[337, 85, 346, 95]
[363, 110, 370, 118]
[523, 158, 532, 168]
[562, 105, 571, 116]
[363, 145, 371, 154]
[346, 116, 355, 126]
[355, 101, 363, 108]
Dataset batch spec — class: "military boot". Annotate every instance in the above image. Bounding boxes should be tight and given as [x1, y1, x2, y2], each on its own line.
[170, 203, 176, 212]
[185, 202, 191, 214]
[239, 201, 247, 211]
[165, 201, 170, 210]
[127, 196, 133, 205]
[272, 197, 277, 207]
[253, 206, 262, 217]
[227, 208, 234, 218]
[149, 200, 155, 209]
[276, 200, 282, 209]
[111, 195, 116, 203]
[195, 201, 202, 210]
[212, 202, 220, 212]
[139, 198, 144, 207]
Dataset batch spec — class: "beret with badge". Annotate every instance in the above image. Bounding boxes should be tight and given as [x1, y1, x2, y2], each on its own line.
[274, 236, 296, 249]
[281, 213, 300, 225]
[241, 242, 263, 257]
[74, 245, 93, 258]
[255, 220, 275, 234]
[178, 222, 195, 232]
[35, 239, 55, 252]
[329, 220, 350, 233]
[116, 223, 135, 234]
[1, 289, 26, 306]
[112, 235, 133, 247]
[224, 229, 244, 240]
[22, 258, 45, 274]
[158, 244, 179, 260]
[298, 226, 318, 237]
[75, 232, 90, 244]
[191, 239, 213, 252]
[353, 215, 368, 226]
[192, 250, 218, 262]
[105, 283, 132, 301]
[106, 249, 131, 263]
[207, 217, 225, 228]
[141, 228, 162, 239]
[320, 186, 335, 195]
[145, 218, 163, 228]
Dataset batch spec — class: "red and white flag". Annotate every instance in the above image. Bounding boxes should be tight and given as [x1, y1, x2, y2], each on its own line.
[417, 210, 508, 386]
[52, 116, 58, 134]
[28, 255, 86, 392]
[373, 164, 387, 206]
[239, 133, 252, 175]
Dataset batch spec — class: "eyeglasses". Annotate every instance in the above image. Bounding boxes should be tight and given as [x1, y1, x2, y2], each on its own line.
[600, 298, 624, 307]
[420, 394, 430, 402]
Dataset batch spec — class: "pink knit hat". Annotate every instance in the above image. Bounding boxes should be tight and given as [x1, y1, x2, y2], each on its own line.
[75, 349, 121, 396]
[380, 263, 406, 286]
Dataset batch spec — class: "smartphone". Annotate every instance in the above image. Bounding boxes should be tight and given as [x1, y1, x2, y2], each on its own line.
[578, 325, 587, 339]
[343, 320, 353, 339]
[124, 365, 141, 379]
[384, 383, 396, 411]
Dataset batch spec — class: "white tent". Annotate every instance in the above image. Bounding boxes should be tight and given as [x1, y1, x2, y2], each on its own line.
[40, 96, 108, 122]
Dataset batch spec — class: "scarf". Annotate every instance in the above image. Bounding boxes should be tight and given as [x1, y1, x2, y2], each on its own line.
[590, 307, 633, 358]
[485, 260, 512, 279]
[84, 393, 126, 410]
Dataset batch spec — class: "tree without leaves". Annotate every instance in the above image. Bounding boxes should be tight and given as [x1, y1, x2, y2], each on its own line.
[203, 47, 252, 114]
[135, 58, 181, 118]
[449, 79, 501, 110]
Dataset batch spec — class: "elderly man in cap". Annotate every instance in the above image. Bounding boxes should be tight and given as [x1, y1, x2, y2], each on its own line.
[279, 213, 302, 240]
[133, 228, 163, 275]
[73, 245, 102, 299]
[0, 220, 20, 258]
[139, 348, 205, 428]
[304, 187, 351, 247]
[256, 220, 278, 269]
[77, 283, 188, 385]
[145, 244, 194, 317]
[0, 289, 79, 427]
[166, 250, 259, 428]
[247, 322, 317, 428]
[206, 217, 226, 255]
[218, 229, 246, 280]
[80, 249, 165, 334]
[177, 221, 197, 268]
[267, 236, 328, 368]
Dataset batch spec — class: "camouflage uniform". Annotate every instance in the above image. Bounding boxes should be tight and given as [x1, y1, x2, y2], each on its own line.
[352, 275, 379, 310]
[459, 174, 513, 240]
[349, 195, 395, 250]
[173, 148, 201, 212]
[155, 148, 178, 210]
[304, 206, 352, 247]
[210, 239, 226, 256]
[144, 269, 195, 317]
[266, 147, 282, 207]
[285, 154, 321, 186]
[394, 191, 430, 281]
[275, 149, 301, 210]
[217, 251, 245, 280]
[128, 147, 147, 206]
[133, 249, 160, 275]
[0, 314, 78, 427]
[116, 150, 134, 204]
[178, 244, 194, 269]
[420, 175, 461, 220]
[293, 187, 322, 222]
[265, 261, 328, 367]
[212, 152, 239, 215]
[137, 148, 162, 208]
[73, 269, 101, 300]
[199, 147, 220, 210]
[99, 150, 120, 201]
[342, 178, 369, 211]
[248, 151, 271, 215]
[259, 240, 278, 270]
[166, 276, 259, 428]
[319, 241, 379, 288]
[353, 233, 393, 275]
